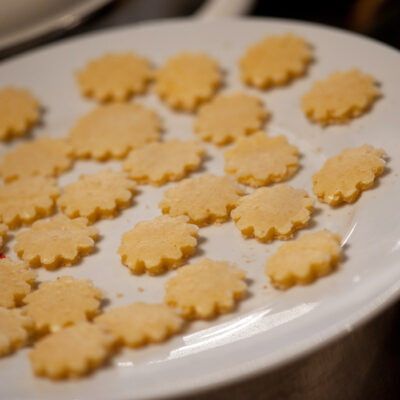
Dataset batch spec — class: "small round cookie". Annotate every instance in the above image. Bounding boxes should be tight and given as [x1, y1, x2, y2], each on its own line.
[29, 322, 115, 379]
[69, 103, 161, 160]
[0, 224, 7, 251]
[159, 174, 243, 226]
[118, 215, 198, 275]
[0, 259, 36, 309]
[0, 177, 60, 229]
[0, 308, 34, 357]
[240, 34, 312, 89]
[231, 184, 314, 242]
[23, 276, 103, 333]
[14, 215, 98, 269]
[224, 132, 299, 187]
[0, 87, 40, 140]
[155, 52, 221, 112]
[95, 303, 183, 347]
[58, 170, 136, 223]
[0, 137, 74, 182]
[266, 230, 341, 288]
[164, 258, 247, 319]
[123, 139, 204, 185]
[194, 93, 268, 145]
[312, 145, 386, 205]
[301, 69, 380, 125]
[77, 52, 153, 102]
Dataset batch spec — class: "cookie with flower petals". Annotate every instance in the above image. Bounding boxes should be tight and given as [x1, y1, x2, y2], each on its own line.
[0, 137, 74, 182]
[240, 34, 312, 89]
[77, 52, 153, 102]
[123, 139, 204, 185]
[312, 145, 386, 205]
[58, 170, 136, 223]
[95, 303, 183, 347]
[23, 276, 103, 333]
[266, 230, 341, 288]
[195, 93, 267, 145]
[231, 184, 314, 242]
[118, 215, 198, 275]
[224, 132, 299, 187]
[155, 52, 221, 111]
[0, 87, 40, 140]
[14, 215, 98, 269]
[0, 308, 34, 357]
[0, 177, 60, 229]
[29, 322, 115, 379]
[164, 258, 247, 319]
[302, 69, 380, 125]
[159, 174, 243, 226]
[69, 103, 161, 160]
[0, 259, 37, 308]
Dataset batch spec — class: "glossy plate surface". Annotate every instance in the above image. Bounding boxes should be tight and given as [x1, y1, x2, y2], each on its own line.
[0, 18, 400, 400]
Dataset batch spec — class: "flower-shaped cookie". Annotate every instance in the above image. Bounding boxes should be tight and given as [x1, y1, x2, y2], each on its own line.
[29, 322, 115, 379]
[194, 93, 267, 145]
[14, 215, 98, 269]
[0, 137, 74, 182]
[240, 34, 312, 89]
[0, 87, 40, 140]
[155, 52, 221, 111]
[231, 184, 314, 242]
[58, 170, 136, 223]
[23, 276, 103, 333]
[224, 132, 299, 187]
[123, 139, 204, 185]
[118, 215, 198, 275]
[0, 259, 37, 308]
[0, 177, 60, 229]
[95, 303, 183, 347]
[69, 103, 161, 160]
[266, 230, 342, 288]
[77, 52, 153, 102]
[0, 308, 34, 357]
[312, 145, 386, 205]
[159, 174, 243, 226]
[301, 69, 380, 125]
[164, 258, 247, 319]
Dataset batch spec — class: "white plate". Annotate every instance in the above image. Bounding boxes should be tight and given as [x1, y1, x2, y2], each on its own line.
[1, 18, 400, 400]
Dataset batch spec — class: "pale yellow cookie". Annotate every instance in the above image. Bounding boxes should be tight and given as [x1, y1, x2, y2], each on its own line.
[301, 69, 380, 124]
[164, 258, 247, 319]
[0, 137, 74, 182]
[69, 103, 161, 160]
[155, 52, 221, 111]
[0, 259, 37, 309]
[240, 33, 312, 89]
[0, 87, 40, 140]
[123, 139, 204, 185]
[0, 177, 60, 229]
[312, 145, 386, 205]
[118, 215, 198, 275]
[77, 52, 153, 102]
[266, 230, 342, 288]
[224, 132, 299, 187]
[0, 308, 34, 357]
[159, 174, 243, 226]
[14, 215, 98, 269]
[0, 223, 7, 250]
[194, 93, 267, 145]
[95, 303, 183, 347]
[29, 322, 115, 379]
[231, 184, 314, 242]
[23, 276, 103, 333]
[58, 170, 136, 223]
